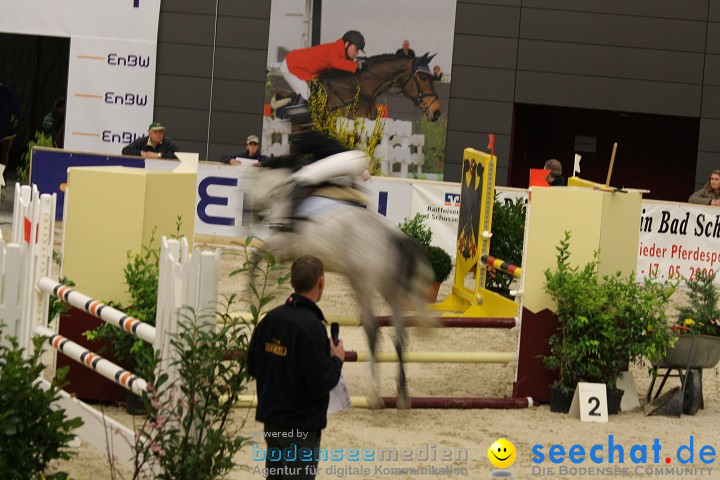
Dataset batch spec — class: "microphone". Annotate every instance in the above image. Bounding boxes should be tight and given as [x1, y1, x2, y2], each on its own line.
[331, 322, 340, 347]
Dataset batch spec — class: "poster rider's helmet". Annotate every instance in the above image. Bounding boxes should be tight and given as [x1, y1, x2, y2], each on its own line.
[342, 30, 365, 53]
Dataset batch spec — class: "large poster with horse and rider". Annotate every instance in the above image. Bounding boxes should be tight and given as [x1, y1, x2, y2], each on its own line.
[264, 0, 456, 180]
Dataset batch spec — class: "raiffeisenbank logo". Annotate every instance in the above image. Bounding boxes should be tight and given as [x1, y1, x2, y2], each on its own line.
[488, 438, 516, 477]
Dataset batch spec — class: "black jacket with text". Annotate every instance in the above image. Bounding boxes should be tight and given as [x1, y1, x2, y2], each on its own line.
[247, 293, 342, 431]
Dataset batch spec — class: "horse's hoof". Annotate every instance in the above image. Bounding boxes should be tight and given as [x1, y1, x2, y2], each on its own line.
[396, 395, 411, 410]
[366, 394, 385, 410]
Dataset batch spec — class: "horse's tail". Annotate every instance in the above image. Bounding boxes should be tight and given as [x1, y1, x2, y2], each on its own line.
[392, 234, 437, 328]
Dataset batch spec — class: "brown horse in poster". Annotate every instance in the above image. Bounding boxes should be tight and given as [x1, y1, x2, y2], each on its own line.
[315, 52, 442, 121]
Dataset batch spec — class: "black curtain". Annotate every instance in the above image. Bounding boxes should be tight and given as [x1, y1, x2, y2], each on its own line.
[0, 33, 69, 169]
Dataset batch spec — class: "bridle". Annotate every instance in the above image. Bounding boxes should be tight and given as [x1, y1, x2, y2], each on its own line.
[317, 58, 440, 116]
[398, 67, 439, 114]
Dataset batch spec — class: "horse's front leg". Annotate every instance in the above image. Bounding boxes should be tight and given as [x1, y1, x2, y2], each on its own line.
[352, 282, 383, 409]
[391, 302, 410, 409]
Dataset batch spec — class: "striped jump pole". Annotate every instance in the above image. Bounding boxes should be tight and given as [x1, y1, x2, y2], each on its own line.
[480, 254, 522, 279]
[35, 326, 148, 396]
[344, 351, 516, 364]
[328, 315, 518, 329]
[37, 277, 156, 344]
[230, 312, 518, 329]
[235, 395, 532, 409]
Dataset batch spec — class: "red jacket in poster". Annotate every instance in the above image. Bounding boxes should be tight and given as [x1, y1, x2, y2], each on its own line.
[285, 38, 358, 81]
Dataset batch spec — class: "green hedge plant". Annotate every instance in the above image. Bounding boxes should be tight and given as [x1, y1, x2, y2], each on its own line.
[0, 329, 82, 479]
[543, 231, 676, 395]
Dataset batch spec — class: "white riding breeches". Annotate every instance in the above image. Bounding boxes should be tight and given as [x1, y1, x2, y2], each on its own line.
[280, 59, 310, 100]
[290, 150, 369, 186]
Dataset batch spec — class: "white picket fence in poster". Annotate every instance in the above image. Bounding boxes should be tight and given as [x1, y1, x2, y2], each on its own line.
[261, 116, 425, 177]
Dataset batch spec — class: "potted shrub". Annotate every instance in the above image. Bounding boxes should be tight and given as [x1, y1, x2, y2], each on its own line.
[0, 327, 83, 477]
[487, 195, 526, 296]
[425, 245, 453, 302]
[543, 232, 675, 413]
[83, 234, 159, 414]
[398, 214, 453, 302]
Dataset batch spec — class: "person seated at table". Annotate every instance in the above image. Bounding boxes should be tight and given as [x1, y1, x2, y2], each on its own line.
[121, 122, 178, 159]
[219, 135, 268, 165]
[689, 169, 720, 206]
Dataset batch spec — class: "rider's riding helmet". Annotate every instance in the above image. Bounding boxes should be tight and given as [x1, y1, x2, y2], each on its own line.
[342, 30, 365, 52]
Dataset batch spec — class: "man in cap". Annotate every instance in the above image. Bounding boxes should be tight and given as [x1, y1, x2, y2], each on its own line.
[122, 122, 178, 159]
[219, 134, 268, 165]
[280, 30, 366, 102]
[395, 39, 416, 58]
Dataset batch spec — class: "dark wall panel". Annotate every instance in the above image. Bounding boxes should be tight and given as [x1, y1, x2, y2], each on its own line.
[158, 12, 216, 46]
[155, 75, 211, 110]
[455, 4, 520, 36]
[452, 34, 518, 68]
[518, 41, 704, 84]
[156, 44, 214, 77]
[520, 9, 706, 51]
[522, 0, 708, 20]
[445, 1, 718, 189]
[698, 118, 720, 153]
[211, 79, 266, 115]
[515, 71, 702, 117]
[156, 0, 271, 160]
[213, 48, 268, 81]
[450, 66, 515, 101]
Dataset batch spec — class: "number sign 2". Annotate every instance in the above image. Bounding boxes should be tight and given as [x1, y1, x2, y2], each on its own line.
[569, 382, 608, 423]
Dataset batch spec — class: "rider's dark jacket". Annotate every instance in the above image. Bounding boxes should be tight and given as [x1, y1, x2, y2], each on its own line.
[259, 130, 349, 170]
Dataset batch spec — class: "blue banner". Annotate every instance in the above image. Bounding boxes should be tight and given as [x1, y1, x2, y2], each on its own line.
[30, 147, 144, 220]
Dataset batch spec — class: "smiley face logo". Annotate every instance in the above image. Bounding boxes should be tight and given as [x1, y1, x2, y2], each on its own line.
[488, 438, 516, 469]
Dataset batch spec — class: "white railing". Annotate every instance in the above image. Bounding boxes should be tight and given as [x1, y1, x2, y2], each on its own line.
[0, 182, 221, 471]
[261, 116, 425, 177]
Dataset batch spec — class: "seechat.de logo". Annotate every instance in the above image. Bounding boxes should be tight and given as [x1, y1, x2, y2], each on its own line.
[444, 193, 460, 207]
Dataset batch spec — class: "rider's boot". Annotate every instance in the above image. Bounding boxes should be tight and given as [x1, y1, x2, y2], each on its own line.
[276, 181, 312, 232]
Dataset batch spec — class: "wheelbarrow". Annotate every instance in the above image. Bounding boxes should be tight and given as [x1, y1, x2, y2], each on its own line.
[645, 327, 720, 416]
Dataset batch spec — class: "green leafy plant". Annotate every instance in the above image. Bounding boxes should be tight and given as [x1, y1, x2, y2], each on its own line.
[398, 214, 452, 284]
[129, 238, 289, 478]
[0, 328, 83, 479]
[676, 269, 720, 336]
[131, 304, 251, 479]
[47, 277, 75, 327]
[426, 245, 452, 283]
[417, 116, 447, 174]
[487, 195, 526, 291]
[543, 231, 676, 395]
[83, 231, 160, 370]
[307, 82, 385, 175]
[18, 131, 54, 184]
[229, 237, 291, 327]
[398, 213, 432, 248]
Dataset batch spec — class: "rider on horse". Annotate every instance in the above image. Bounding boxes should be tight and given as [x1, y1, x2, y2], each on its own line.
[280, 30, 366, 103]
[260, 104, 369, 231]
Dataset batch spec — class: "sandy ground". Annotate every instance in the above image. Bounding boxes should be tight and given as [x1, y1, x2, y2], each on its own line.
[47, 244, 720, 480]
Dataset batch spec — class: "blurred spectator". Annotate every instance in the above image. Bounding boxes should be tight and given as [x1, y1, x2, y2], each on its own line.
[689, 169, 720, 206]
[544, 159, 566, 186]
[0, 83, 20, 167]
[42, 97, 66, 148]
[395, 39, 415, 58]
[432, 66, 443, 81]
[121, 122, 178, 159]
[219, 134, 268, 166]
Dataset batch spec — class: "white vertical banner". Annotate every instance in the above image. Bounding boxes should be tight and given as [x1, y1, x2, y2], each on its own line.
[65, 36, 156, 154]
[363, 177, 414, 223]
[411, 181, 461, 254]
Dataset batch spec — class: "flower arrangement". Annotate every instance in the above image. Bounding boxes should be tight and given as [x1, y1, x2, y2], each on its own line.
[675, 269, 720, 336]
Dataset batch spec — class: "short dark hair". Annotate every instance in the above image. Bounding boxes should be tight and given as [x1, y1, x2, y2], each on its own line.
[291, 256, 324, 293]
